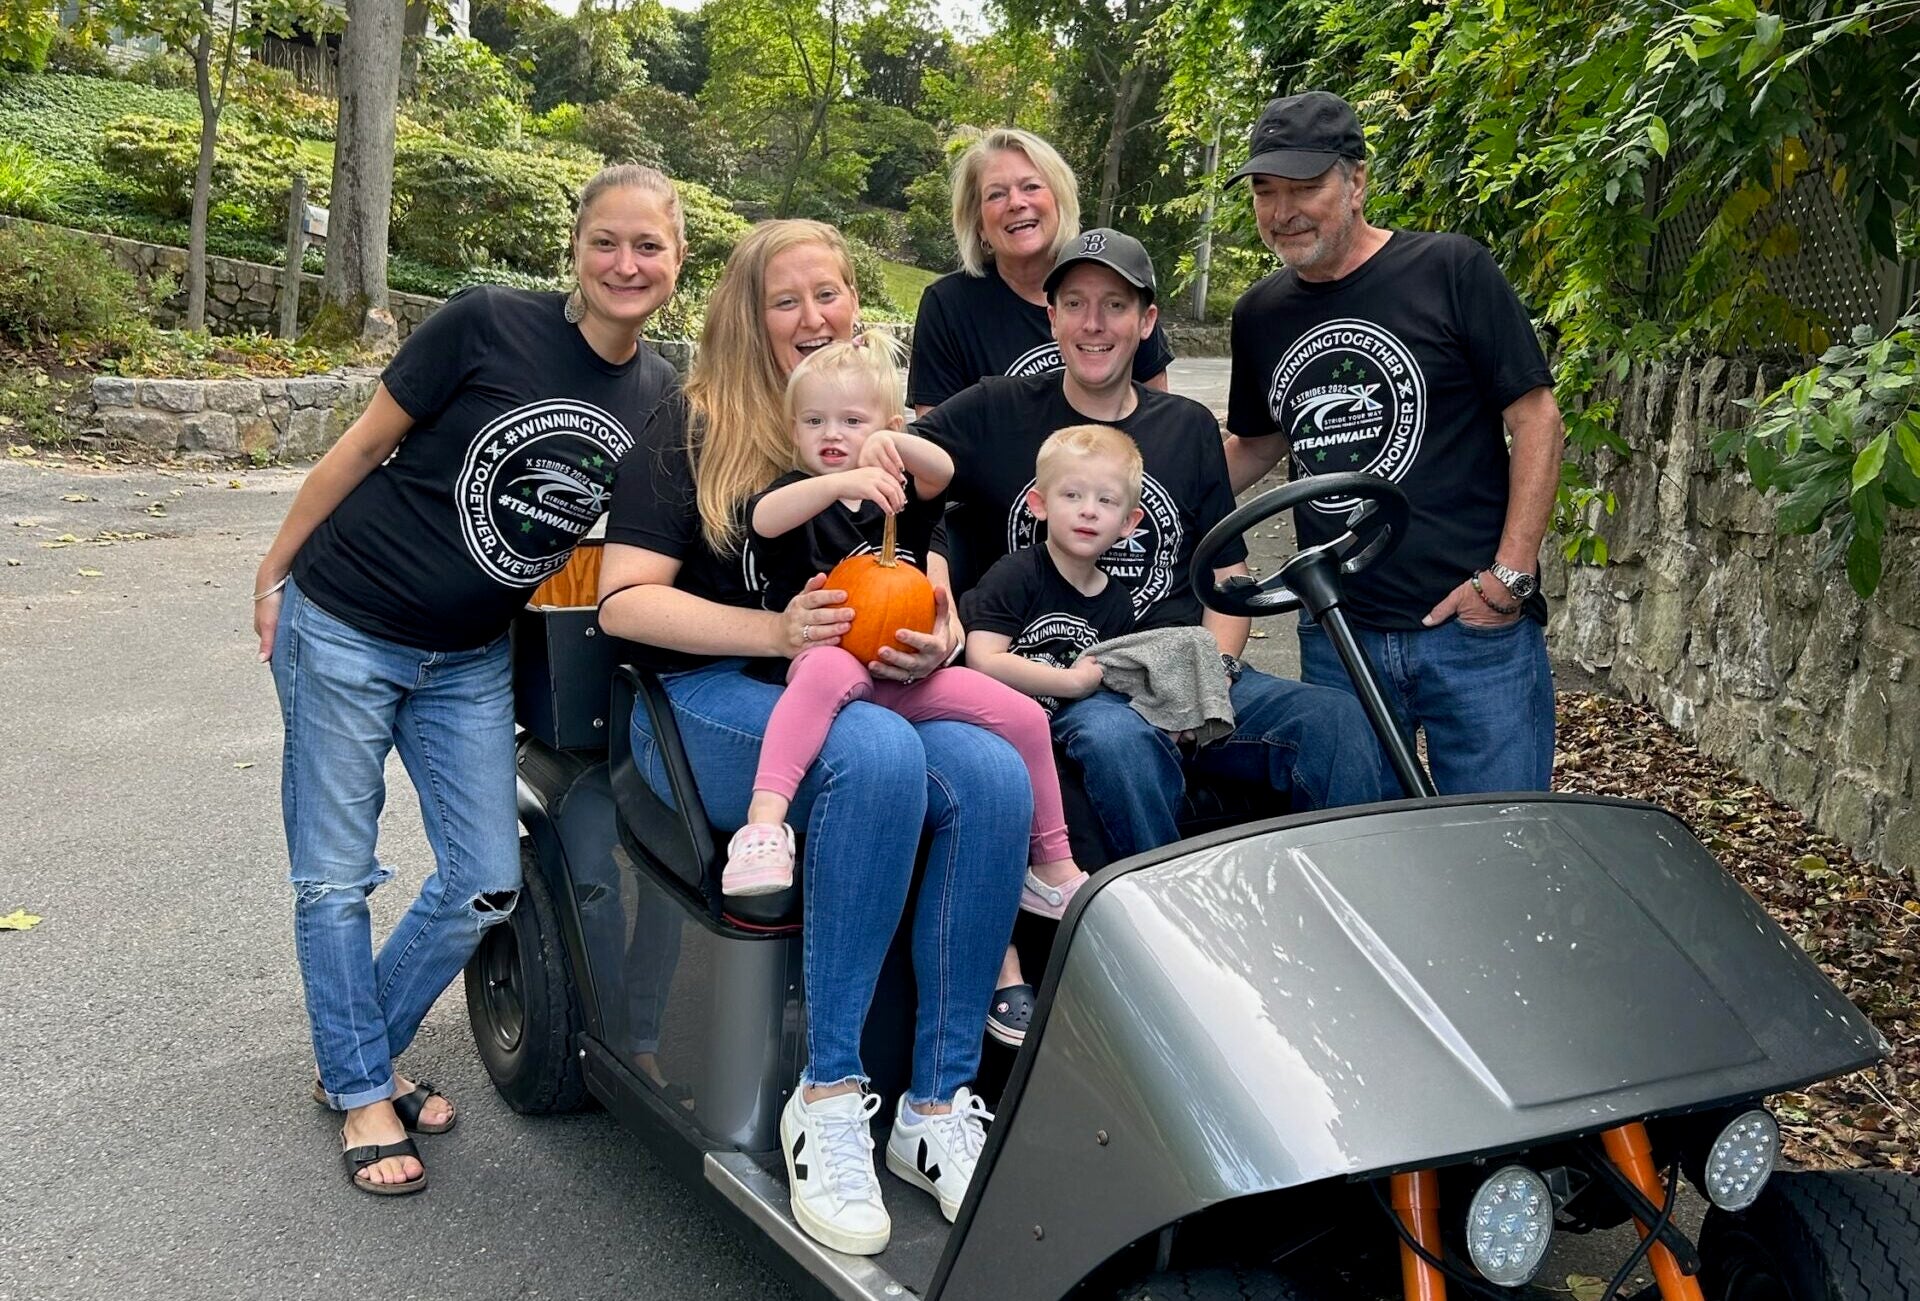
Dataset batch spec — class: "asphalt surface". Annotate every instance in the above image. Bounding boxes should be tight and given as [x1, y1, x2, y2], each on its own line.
[0, 356, 1678, 1301]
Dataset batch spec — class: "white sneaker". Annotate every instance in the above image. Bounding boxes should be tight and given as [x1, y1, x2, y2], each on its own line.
[780, 1087, 890, 1255]
[884, 1087, 993, 1222]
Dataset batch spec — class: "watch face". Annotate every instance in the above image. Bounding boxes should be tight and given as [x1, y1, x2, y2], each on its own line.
[1510, 573, 1537, 599]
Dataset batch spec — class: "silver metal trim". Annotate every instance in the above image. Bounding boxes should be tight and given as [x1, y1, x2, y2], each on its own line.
[703, 1151, 918, 1301]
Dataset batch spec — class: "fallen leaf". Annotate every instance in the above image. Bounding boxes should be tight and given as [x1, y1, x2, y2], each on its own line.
[1567, 1276, 1608, 1301]
[61, 493, 92, 503]
[227, 479, 244, 489]
[145, 503, 167, 517]
[133, 491, 149, 498]
[11, 519, 38, 527]
[77, 567, 102, 578]
[7, 444, 38, 458]
[0, 909, 43, 931]
[5, 558, 19, 566]
[233, 761, 255, 770]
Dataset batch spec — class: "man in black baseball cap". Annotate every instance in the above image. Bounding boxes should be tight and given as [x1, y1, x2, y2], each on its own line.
[1219, 88, 1568, 803]
[1043, 227, 1157, 303]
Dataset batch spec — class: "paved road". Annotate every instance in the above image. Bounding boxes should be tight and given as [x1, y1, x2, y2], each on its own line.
[0, 356, 1670, 1300]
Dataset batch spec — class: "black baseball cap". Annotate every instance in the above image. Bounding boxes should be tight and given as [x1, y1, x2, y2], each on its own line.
[1043, 228, 1157, 303]
[1230, 91, 1366, 181]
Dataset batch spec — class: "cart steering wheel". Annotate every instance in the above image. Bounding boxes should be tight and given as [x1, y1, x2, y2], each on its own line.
[1190, 471, 1410, 619]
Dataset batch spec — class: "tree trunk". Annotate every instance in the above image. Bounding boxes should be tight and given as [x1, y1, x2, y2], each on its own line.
[187, 25, 216, 333]
[319, 0, 406, 341]
[1097, 62, 1146, 228]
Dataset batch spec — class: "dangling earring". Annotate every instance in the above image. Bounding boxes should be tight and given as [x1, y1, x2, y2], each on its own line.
[564, 287, 586, 325]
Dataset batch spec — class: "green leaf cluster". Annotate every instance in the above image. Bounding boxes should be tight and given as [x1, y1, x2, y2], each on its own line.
[98, 114, 301, 224]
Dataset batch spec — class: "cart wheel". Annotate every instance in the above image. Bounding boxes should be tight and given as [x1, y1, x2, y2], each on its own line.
[1699, 1169, 1920, 1300]
[1117, 1267, 1332, 1300]
[463, 839, 588, 1114]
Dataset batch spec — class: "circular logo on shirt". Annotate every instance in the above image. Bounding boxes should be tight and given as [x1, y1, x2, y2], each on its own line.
[1006, 472, 1181, 617]
[1267, 318, 1426, 514]
[1005, 343, 1063, 379]
[458, 398, 634, 587]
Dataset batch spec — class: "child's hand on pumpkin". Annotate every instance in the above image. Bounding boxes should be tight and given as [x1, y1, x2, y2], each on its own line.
[835, 465, 908, 514]
[855, 431, 907, 481]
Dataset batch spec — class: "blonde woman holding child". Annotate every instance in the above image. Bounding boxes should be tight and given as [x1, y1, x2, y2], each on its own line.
[722, 337, 1091, 925]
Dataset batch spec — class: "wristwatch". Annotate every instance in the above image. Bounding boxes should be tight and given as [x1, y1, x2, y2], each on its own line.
[1220, 653, 1244, 682]
[1488, 561, 1537, 602]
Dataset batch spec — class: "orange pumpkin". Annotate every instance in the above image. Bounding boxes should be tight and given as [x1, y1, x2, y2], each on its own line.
[825, 514, 936, 666]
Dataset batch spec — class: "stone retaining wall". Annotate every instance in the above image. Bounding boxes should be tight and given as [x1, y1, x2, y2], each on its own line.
[1545, 356, 1919, 877]
[90, 373, 382, 459]
[0, 217, 442, 339]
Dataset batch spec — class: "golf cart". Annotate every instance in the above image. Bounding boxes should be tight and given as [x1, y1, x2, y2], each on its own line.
[471, 471, 1917, 1300]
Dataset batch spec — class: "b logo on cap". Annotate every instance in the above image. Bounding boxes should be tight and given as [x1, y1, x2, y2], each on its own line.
[1081, 231, 1107, 254]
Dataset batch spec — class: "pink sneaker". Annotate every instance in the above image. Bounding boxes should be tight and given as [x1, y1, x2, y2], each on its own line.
[1020, 867, 1088, 920]
[723, 823, 796, 896]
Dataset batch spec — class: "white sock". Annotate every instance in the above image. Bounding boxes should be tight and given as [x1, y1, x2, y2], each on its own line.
[903, 1098, 934, 1123]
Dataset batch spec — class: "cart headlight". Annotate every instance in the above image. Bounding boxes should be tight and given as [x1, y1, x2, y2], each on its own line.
[1704, 1110, 1777, 1211]
[1465, 1165, 1553, 1287]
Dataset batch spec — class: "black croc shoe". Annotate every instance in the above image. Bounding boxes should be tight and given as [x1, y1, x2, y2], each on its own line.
[986, 983, 1035, 1048]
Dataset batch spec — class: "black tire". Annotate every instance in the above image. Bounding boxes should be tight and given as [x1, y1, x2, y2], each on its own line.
[463, 839, 588, 1114]
[1699, 1169, 1920, 1300]
[1118, 1267, 1333, 1301]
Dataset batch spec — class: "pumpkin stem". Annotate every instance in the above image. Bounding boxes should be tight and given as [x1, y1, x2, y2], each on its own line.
[880, 512, 898, 567]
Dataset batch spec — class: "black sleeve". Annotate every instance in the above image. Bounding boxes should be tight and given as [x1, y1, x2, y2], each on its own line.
[1135, 318, 1176, 380]
[959, 553, 1037, 637]
[1225, 295, 1278, 438]
[380, 285, 492, 422]
[1188, 408, 1249, 568]
[897, 477, 944, 563]
[906, 281, 970, 409]
[912, 384, 991, 504]
[605, 398, 698, 556]
[1452, 238, 1554, 409]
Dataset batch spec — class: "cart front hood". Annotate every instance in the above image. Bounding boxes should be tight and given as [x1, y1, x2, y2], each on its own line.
[937, 795, 1883, 1301]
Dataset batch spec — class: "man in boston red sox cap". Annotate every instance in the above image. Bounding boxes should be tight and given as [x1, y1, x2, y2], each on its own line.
[1219, 90, 1567, 797]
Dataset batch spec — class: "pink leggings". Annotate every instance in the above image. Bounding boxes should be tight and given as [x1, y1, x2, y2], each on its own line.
[755, 645, 1072, 866]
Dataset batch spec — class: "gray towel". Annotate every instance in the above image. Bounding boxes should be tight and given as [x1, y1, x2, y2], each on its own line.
[1083, 626, 1236, 746]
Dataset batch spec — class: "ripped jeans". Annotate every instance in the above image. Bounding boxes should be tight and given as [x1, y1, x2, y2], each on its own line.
[271, 578, 521, 1110]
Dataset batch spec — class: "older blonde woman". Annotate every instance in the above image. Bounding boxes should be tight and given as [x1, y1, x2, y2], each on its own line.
[596, 220, 1030, 1256]
[907, 127, 1173, 414]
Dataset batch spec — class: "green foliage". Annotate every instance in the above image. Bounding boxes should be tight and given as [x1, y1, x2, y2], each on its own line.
[391, 137, 596, 275]
[98, 114, 300, 226]
[519, 4, 638, 113]
[903, 167, 954, 270]
[606, 82, 737, 190]
[43, 29, 117, 78]
[0, 0, 58, 72]
[1714, 316, 1920, 598]
[0, 140, 58, 219]
[411, 36, 528, 149]
[849, 102, 939, 209]
[121, 48, 197, 89]
[574, 100, 665, 169]
[843, 234, 897, 314]
[919, 23, 1056, 134]
[672, 176, 749, 302]
[0, 222, 142, 344]
[842, 207, 904, 255]
[230, 60, 336, 141]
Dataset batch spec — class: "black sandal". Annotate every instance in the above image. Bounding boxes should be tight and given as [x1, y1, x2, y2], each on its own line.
[311, 1079, 456, 1134]
[986, 983, 1035, 1048]
[343, 1134, 428, 1196]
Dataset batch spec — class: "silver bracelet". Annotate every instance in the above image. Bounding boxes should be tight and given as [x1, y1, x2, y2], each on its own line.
[253, 576, 288, 602]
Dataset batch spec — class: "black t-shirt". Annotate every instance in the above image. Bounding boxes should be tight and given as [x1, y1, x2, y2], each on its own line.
[907, 269, 1176, 408]
[916, 374, 1246, 627]
[745, 470, 945, 612]
[292, 286, 677, 650]
[961, 545, 1137, 712]
[1225, 231, 1553, 629]
[603, 396, 772, 674]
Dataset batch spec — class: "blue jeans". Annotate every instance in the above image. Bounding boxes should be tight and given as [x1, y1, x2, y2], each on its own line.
[1050, 668, 1384, 859]
[637, 661, 1029, 1104]
[1297, 614, 1555, 797]
[271, 578, 521, 1110]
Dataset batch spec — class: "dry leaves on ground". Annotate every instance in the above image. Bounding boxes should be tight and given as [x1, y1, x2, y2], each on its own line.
[1554, 691, 1919, 1172]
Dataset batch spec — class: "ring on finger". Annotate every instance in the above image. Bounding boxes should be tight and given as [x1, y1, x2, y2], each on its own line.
[802, 622, 813, 643]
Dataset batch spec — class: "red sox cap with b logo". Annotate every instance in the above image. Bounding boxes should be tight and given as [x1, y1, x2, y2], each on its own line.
[1043, 227, 1158, 304]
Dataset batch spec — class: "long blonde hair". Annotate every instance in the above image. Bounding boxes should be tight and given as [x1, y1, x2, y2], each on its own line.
[684, 219, 858, 551]
[950, 129, 1081, 278]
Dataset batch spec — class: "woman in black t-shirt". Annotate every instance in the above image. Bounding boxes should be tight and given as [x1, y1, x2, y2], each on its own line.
[906, 127, 1173, 416]
[598, 220, 1029, 1256]
[251, 164, 685, 1196]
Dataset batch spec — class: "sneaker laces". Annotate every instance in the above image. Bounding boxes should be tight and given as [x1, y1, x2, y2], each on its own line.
[814, 1092, 884, 1205]
[924, 1088, 994, 1165]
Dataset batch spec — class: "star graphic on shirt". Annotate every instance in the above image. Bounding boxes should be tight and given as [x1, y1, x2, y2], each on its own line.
[1348, 450, 1361, 463]
[520, 486, 533, 498]
[1355, 364, 1370, 382]
[587, 454, 605, 469]
[520, 520, 534, 534]
[1314, 448, 1328, 463]
[1335, 358, 1353, 377]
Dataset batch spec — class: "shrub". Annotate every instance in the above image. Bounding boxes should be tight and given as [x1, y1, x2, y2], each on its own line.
[98, 114, 301, 229]
[574, 100, 664, 169]
[608, 84, 737, 191]
[44, 31, 117, 79]
[122, 49, 198, 90]
[903, 170, 955, 271]
[844, 235, 897, 314]
[392, 137, 596, 274]
[0, 74, 200, 172]
[232, 62, 337, 141]
[842, 209, 905, 257]
[673, 177, 748, 301]
[410, 36, 527, 149]
[0, 223, 142, 344]
[0, 142, 59, 219]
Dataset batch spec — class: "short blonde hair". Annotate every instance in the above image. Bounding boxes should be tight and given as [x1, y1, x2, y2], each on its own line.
[785, 329, 906, 422]
[1035, 424, 1143, 510]
[950, 129, 1081, 278]
[685, 219, 858, 551]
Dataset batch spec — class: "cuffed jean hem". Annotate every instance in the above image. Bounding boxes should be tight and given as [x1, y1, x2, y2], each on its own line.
[323, 1077, 397, 1111]
[801, 1072, 871, 1091]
